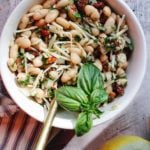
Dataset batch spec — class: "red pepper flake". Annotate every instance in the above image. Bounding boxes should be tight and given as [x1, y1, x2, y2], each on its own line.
[46, 56, 57, 64]
[41, 30, 49, 37]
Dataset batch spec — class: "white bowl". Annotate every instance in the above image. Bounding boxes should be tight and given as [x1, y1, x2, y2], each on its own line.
[0, 0, 147, 129]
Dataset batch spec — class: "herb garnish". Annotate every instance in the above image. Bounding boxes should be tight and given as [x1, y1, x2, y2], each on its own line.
[55, 64, 108, 136]
[18, 75, 30, 86]
[73, 12, 81, 19]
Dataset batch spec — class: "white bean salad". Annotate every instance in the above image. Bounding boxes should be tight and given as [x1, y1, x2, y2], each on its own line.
[8, 0, 133, 106]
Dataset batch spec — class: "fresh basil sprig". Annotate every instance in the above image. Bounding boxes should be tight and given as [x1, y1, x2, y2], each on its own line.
[55, 64, 108, 136]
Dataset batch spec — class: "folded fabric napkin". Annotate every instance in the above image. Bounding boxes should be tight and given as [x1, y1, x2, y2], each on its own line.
[0, 78, 61, 150]
[0, 78, 41, 150]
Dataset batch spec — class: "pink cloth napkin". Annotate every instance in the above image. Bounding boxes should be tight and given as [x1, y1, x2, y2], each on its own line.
[0, 79, 42, 150]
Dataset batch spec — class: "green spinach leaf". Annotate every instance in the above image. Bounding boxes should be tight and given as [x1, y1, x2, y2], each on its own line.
[77, 64, 104, 95]
[75, 112, 92, 136]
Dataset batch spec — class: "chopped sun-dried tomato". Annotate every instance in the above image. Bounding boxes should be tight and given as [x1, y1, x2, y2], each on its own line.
[41, 30, 49, 37]
[46, 56, 57, 64]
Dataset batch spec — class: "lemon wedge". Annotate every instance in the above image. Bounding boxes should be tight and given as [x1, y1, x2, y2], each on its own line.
[101, 135, 150, 150]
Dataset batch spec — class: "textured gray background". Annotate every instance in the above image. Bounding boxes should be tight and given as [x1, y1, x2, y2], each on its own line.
[0, 0, 150, 150]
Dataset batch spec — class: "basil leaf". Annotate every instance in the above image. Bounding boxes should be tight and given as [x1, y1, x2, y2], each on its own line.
[92, 108, 103, 118]
[55, 86, 88, 112]
[90, 89, 108, 106]
[75, 112, 92, 136]
[77, 64, 104, 95]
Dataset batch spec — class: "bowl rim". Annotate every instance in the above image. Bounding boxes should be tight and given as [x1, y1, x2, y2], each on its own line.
[0, 0, 147, 129]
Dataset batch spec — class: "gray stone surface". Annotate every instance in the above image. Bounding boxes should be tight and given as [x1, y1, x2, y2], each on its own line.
[0, 0, 150, 149]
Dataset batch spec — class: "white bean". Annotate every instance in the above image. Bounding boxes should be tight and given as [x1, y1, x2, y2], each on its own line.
[28, 67, 41, 75]
[61, 72, 71, 83]
[43, 0, 57, 9]
[45, 9, 59, 23]
[91, 28, 99, 36]
[106, 85, 113, 94]
[56, 17, 70, 29]
[118, 62, 128, 69]
[33, 9, 49, 20]
[84, 5, 100, 21]
[49, 71, 59, 80]
[67, 68, 78, 78]
[16, 37, 31, 49]
[9, 44, 18, 60]
[33, 56, 43, 67]
[85, 45, 94, 53]
[35, 98, 43, 104]
[32, 88, 44, 103]
[21, 30, 32, 38]
[85, 5, 94, 16]
[31, 37, 40, 45]
[56, 0, 70, 9]
[19, 15, 29, 29]
[61, 67, 77, 83]
[103, 6, 112, 17]
[60, 13, 67, 19]
[117, 68, 125, 77]
[104, 16, 115, 34]
[80, 38, 89, 46]
[44, 79, 54, 89]
[31, 37, 47, 51]
[71, 30, 81, 38]
[117, 53, 127, 64]
[91, 12, 100, 21]
[38, 41, 47, 51]
[70, 47, 82, 56]
[35, 88, 44, 99]
[111, 13, 117, 21]
[29, 5, 43, 13]
[70, 52, 81, 65]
